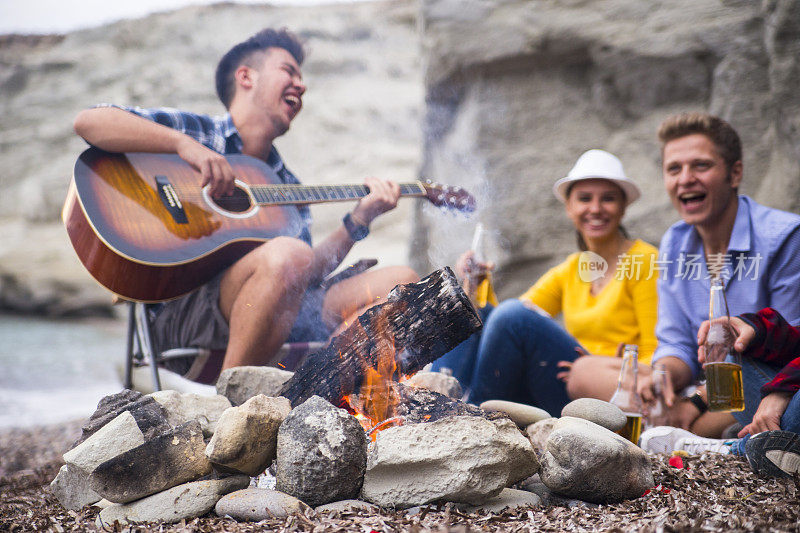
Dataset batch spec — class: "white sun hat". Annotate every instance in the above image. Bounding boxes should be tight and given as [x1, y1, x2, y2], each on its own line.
[552, 149, 641, 206]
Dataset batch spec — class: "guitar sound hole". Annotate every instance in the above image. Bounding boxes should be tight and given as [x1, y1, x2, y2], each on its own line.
[212, 187, 252, 213]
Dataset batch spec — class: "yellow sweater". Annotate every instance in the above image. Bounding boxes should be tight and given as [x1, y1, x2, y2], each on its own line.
[519, 239, 658, 365]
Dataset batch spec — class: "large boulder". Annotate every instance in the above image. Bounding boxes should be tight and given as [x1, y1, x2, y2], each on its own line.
[362, 415, 539, 507]
[539, 417, 653, 503]
[88, 421, 212, 503]
[275, 396, 367, 507]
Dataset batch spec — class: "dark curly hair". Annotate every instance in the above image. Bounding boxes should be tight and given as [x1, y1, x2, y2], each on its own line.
[215, 28, 305, 109]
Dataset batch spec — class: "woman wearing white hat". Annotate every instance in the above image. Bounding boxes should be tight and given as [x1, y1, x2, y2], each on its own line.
[433, 149, 658, 413]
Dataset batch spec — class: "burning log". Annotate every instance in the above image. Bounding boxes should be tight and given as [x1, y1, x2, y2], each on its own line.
[278, 267, 482, 407]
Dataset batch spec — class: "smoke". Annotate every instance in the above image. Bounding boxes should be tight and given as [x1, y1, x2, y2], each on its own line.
[421, 150, 507, 273]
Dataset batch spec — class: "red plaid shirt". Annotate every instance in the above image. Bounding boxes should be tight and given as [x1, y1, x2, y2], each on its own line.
[738, 308, 800, 398]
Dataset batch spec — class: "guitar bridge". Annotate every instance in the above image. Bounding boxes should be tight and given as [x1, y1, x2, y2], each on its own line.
[155, 175, 188, 224]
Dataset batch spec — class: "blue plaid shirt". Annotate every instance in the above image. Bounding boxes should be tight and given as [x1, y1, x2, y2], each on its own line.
[99, 104, 313, 245]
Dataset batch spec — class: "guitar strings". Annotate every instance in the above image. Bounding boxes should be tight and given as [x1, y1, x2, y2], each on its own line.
[171, 183, 427, 204]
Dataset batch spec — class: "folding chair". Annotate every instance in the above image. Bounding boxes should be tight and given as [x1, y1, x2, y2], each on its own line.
[122, 258, 378, 393]
[123, 301, 325, 393]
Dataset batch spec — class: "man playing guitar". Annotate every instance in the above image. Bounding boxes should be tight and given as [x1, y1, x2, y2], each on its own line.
[73, 28, 418, 376]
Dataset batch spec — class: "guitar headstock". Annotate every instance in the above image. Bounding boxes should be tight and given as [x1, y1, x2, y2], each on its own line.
[421, 180, 476, 213]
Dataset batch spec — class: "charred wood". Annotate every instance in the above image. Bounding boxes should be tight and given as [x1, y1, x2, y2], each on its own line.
[395, 384, 507, 424]
[278, 267, 482, 407]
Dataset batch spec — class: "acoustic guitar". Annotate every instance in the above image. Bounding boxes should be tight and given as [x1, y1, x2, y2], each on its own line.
[63, 148, 475, 302]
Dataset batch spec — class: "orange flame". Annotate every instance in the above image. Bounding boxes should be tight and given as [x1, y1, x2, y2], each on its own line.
[339, 309, 411, 440]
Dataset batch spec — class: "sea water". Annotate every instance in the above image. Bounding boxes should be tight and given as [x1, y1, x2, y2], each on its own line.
[0, 314, 125, 428]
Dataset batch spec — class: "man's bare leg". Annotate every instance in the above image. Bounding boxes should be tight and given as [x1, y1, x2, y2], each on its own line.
[323, 265, 419, 336]
[690, 411, 736, 438]
[218, 237, 314, 370]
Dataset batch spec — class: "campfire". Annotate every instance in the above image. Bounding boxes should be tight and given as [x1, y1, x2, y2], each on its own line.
[279, 267, 483, 411]
[51, 268, 551, 526]
[338, 312, 408, 438]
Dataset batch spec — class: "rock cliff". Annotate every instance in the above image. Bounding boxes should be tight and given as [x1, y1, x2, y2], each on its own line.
[0, 0, 422, 315]
[414, 0, 800, 297]
[3, 0, 799, 314]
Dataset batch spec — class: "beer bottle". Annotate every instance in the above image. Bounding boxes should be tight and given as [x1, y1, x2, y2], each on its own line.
[645, 362, 669, 428]
[469, 223, 498, 309]
[704, 277, 745, 411]
[609, 344, 644, 444]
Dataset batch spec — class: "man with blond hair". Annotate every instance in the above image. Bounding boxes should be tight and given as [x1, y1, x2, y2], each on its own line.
[639, 112, 800, 458]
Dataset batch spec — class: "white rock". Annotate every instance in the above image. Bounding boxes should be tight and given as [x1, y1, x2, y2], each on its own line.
[480, 400, 551, 427]
[149, 390, 231, 437]
[561, 398, 627, 432]
[315, 499, 380, 513]
[362, 415, 539, 507]
[92, 499, 114, 509]
[96, 475, 249, 526]
[403, 371, 462, 399]
[458, 488, 541, 513]
[525, 417, 558, 453]
[63, 411, 145, 475]
[50, 464, 101, 510]
[215, 488, 311, 520]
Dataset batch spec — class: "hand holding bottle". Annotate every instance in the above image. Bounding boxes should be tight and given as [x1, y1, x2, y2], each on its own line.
[700, 277, 745, 412]
[455, 250, 495, 295]
[458, 223, 497, 308]
[697, 315, 756, 362]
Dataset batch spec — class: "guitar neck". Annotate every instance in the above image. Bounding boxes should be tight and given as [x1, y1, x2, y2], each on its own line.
[249, 182, 426, 206]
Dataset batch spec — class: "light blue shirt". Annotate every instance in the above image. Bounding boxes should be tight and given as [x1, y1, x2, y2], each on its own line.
[653, 195, 800, 380]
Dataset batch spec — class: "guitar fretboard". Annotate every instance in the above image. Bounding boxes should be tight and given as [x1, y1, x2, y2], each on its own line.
[250, 183, 426, 205]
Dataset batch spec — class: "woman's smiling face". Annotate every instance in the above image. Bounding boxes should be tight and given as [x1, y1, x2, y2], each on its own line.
[565, 179, 627, 242]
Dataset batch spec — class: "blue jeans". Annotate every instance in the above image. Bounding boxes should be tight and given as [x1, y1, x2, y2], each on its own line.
[431, 300, 581, 416]
[727, 356, 800, 454]
[431, 306, 494, 390]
